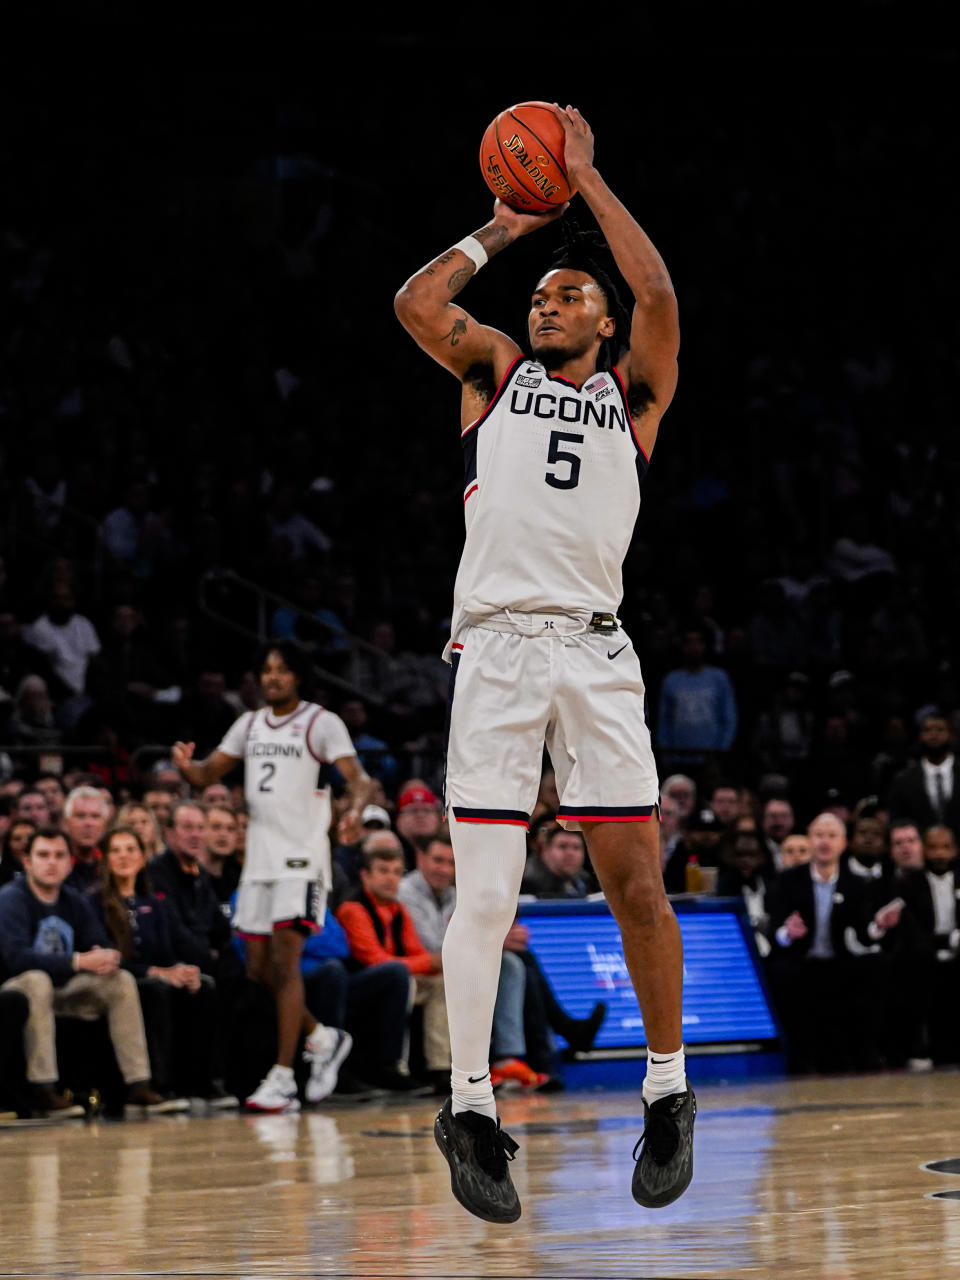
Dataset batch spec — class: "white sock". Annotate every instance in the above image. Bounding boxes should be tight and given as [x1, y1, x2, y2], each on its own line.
[270, 1064, 295, 1083]
[642, 1046, 686, 1104]
[451, 1067, 497, 1121]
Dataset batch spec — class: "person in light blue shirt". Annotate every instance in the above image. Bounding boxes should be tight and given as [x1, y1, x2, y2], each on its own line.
[656, 626, 738, 762]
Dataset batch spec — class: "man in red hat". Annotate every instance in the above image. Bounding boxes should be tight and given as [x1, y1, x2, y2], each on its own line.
[396, 782, 443, 867]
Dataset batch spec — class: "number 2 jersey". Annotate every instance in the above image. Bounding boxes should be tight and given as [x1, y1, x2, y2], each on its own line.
[448, 357, 651, 652]
[218, 701, 355, 884]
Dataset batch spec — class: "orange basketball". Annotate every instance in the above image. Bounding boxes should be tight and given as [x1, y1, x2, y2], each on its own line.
[479, 101, 575, 213]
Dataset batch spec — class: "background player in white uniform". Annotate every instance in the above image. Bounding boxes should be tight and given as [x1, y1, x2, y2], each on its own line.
[395, 105, 692, 1222]
[172, 641, 371, 1113]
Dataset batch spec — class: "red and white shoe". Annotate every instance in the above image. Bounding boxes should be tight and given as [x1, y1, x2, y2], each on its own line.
[245, 1065, 300, 1113]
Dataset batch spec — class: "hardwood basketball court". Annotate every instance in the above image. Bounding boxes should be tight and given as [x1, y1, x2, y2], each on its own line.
[1, 1072, 958, 1279]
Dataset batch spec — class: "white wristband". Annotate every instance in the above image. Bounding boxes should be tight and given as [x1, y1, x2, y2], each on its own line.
[453, 235, 488, 272]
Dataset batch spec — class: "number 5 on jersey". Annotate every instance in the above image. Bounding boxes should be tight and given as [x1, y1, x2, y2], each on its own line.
[545, 430, 583, 490]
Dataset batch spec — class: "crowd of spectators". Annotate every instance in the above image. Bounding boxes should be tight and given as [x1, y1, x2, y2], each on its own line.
[1, 16, 958, 1118]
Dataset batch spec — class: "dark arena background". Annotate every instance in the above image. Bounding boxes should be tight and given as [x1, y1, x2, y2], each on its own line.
[1, 6, 959, 1280]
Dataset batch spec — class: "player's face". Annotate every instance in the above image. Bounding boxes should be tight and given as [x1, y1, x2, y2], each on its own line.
[260, 652, 300, 707]
[528, 270, 613, 366]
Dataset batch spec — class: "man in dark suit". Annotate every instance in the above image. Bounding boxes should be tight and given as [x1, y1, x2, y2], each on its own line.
[886, 712, 960, 844]
[767, 811, 902, 1072]
[898, 825, 960, 1066]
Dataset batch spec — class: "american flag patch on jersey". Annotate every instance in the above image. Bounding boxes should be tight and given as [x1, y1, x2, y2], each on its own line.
[584, 374, 609, 395]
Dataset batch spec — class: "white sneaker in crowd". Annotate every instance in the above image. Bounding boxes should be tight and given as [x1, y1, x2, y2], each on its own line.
[245, 1065, 301, 1114]
[304, 1027, 353, 1104]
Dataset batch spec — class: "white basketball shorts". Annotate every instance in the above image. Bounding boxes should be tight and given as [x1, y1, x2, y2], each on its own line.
[233, 878, 327, 937]
[444, 618, 660, 832]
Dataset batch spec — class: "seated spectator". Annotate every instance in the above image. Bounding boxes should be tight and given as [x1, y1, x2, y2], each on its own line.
[520, 827, 593, 899]
[22, 585, 100, 713]
[707, 781, 742, 832]
[779, 832, 811, 869]
[34, 773, 66, 824]
[334, 809, 397, 894]
[148, 802, 236, 980]
[300, 904, 419, 1094]
[394, 781, 443, 866]
[0, 827, 166, 1116]
[199, 782, 232, 809]
[889, 819, 924, 876]
[760, 797, 796, 872]
[1, 818, 36, 887]
[199, 805, 242, 908]
[660, 774, 697, 824]
[766, 811, 902, 1073]
[886, 711, 960, 845]
[715, 830, 773, 958]
[338, 697, 399, 790]
[94, 826, 232, 1107]
[115, 802, 164, 860]
[655, 626, 738, 766]
[844, 812, 895, 909]
[7, 676, 62, 748]
[663, 808, 724, 894]
[899, 825, 960, 1067]
[143, 788, 175, 834]
[14, 788, 51, 827]
[63, 785, 109, 894]
[337, 836, 448, 1088]
[658, 793, 682, 871]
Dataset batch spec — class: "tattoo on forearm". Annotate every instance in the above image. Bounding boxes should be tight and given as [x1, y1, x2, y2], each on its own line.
[442, 318, 467, 347]
[424, 250, 457, 277]
[475, 225, 510, 254]
[447, 266, 473, 293]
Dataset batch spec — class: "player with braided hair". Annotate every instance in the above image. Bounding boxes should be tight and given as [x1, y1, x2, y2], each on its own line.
[395, 104, 694, 1223]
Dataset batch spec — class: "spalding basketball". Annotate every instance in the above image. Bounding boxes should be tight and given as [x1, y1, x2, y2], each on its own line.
[479, 102, 575, 213]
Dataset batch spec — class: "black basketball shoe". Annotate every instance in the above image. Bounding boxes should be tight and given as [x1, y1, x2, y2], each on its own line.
[434, 1097, 521, 1223]
[631, 1087, 696, 1208]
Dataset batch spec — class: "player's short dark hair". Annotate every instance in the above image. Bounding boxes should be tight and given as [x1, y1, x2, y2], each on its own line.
[542, 220, 632, 372]
[258, 639, 312, 689]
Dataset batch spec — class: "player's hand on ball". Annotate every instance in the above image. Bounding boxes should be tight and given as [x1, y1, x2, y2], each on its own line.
[493, 198, 569, 236]
[553, 104, 594, 182]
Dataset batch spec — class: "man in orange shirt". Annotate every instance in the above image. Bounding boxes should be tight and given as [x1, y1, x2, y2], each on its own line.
[337, 834, 449, 1086]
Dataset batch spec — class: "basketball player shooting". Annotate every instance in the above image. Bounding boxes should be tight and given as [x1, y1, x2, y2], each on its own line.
[395, 105, 693, 1223]
[172, 641, 371, 1113]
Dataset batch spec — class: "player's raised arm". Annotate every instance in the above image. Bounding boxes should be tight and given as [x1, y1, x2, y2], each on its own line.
[171, 740, 239, 789]
[555, 106, 680, 440]
[394, 202, 565, 383]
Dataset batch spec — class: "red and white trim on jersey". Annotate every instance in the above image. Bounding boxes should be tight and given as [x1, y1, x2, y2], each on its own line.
[264, 701, 315, 731]
[555, 804, 658, 823]
[452, 806, 530, 828]
[610, 367, 651, 470]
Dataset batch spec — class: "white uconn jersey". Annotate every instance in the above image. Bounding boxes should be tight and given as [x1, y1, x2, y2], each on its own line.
[219, 702, 355, 884]
[450, 357, 650, 645]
